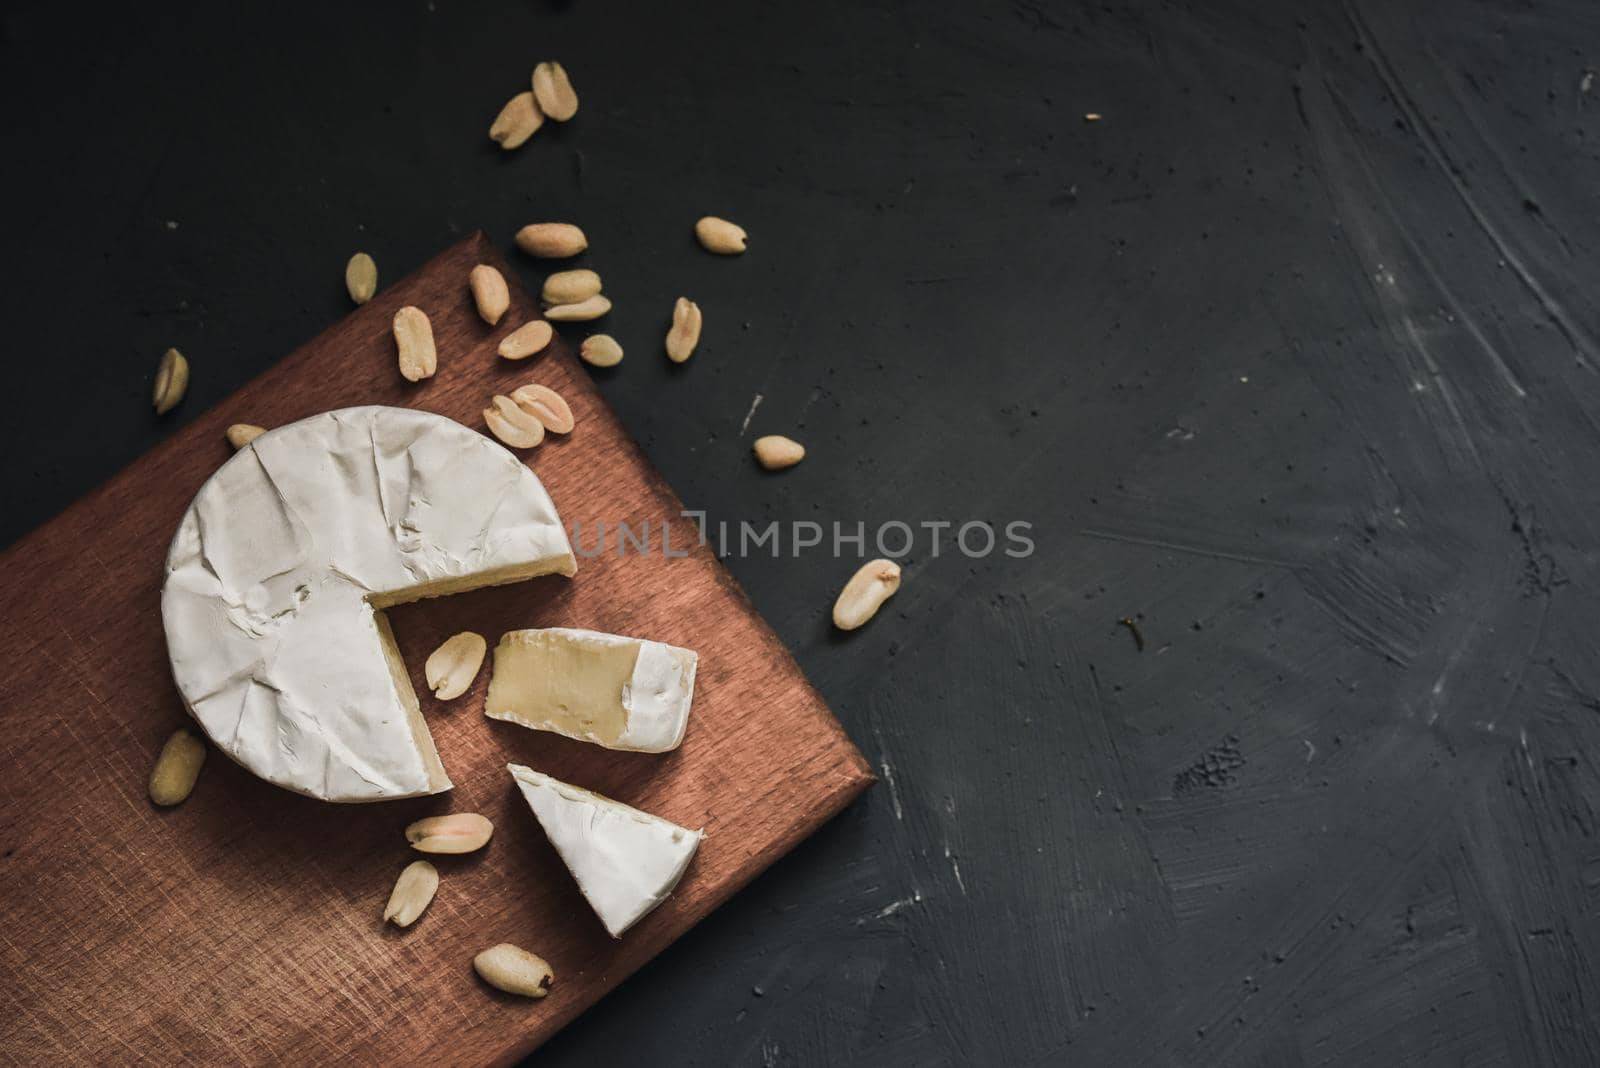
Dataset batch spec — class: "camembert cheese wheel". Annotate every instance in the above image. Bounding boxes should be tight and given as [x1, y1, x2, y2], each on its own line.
[161, 407, 576, 801]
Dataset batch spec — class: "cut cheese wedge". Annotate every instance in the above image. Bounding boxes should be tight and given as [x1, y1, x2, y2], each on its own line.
[509, 764, 702, 937]
[161, 407, 576, 802]
[486, 628, 697, 752]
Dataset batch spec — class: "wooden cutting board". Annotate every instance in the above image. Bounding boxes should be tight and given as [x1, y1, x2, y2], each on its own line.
[0, 233, 872, 1065]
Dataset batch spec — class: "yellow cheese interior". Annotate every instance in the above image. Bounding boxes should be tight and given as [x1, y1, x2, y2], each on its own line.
[367, 554, 576, 793]
[485, 631, 640, 746]
[367, 556, 577, 609]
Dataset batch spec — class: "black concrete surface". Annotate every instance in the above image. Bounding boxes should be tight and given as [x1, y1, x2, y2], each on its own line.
[6, 0, 1600, 1063]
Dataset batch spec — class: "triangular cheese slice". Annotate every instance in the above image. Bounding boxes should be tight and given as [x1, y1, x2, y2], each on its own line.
[509, 764, 702, 937]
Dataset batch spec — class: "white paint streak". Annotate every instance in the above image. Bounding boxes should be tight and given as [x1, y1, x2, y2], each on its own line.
[1347, 3, 1598, 363]
[880, 759, 904, 820]
[944, 842, 968, 894]
[1303, 739, 1316, 763]
[740, 393, 764, 435]
[873, 891, 924, 920]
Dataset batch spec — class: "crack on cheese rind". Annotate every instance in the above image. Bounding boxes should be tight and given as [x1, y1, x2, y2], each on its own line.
[508, 764, 702, 938]
[162, 407, 576, 802]
[485, 628, 697, 753]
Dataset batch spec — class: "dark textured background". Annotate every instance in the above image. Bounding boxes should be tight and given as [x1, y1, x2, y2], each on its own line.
[6, 0, 1600, 1063]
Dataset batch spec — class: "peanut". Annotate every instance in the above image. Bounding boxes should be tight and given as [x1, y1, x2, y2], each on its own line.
[579, 334, 623, 367]
[149, 727, 206, 806]
[226, 424, 266, 450]
[473, 943, 554, 998]
[665, 298, 701, 363]
[345, 252, 377, 304]
[497, 320, 555, 360]
[425, 632, 487, 700]
[511, 384, 575, 434]
[753, 435, 804, 470]
[383, 861, 439, 928]
[484, 394, 546, 449]
[393, 306, 437, 382]
[832, 559, 902, 631]
[152, 348, 189, 415]
[405, 813, 494, 854]
[694, 216, 747, 255]
[489, 91, 544, 149]
[515, 223, 587, 258]
[531, 62, 578, 122]
[544, 294, 611, 322]
[469, 265, 510, 326]
[542, 269, 601, 306]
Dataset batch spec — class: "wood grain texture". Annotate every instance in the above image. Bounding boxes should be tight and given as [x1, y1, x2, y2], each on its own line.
[0, 233, 872, 1066]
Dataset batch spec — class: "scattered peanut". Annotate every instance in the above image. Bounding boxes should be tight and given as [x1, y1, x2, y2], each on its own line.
[226, 423, 266, 450]
[152, 348, 189, 415]
[579, 334, 624, 368]
[489, 91, 544, 149]
[753, 435, 805, 470]
[148, 727, 206, 807]
[541, 269, 602, 306]
[345, 252, 378, 304]
[665, 298, 702, 363]
[405, 813, 494, 854]
[484, 394, 546, 449]
[393, 306, 437, 382]
[474, 943, 554, 998]
[511, 384, 575, 434]
[515, 223, 587, 258]
[497, 320, 555, 360]
[425, 631, 487, 700]
[832, 559, 902, 631]
[383, 861, 439, 928]
[469, 265, 510, 326]
[544, 294, 611, 322]
[695, 216, 747, 255]
[531, 61, 578, 122]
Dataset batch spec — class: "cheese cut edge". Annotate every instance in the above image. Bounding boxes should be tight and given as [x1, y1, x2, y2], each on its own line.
[374, 611, 451, 794]
[485, 627, 697, 752]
